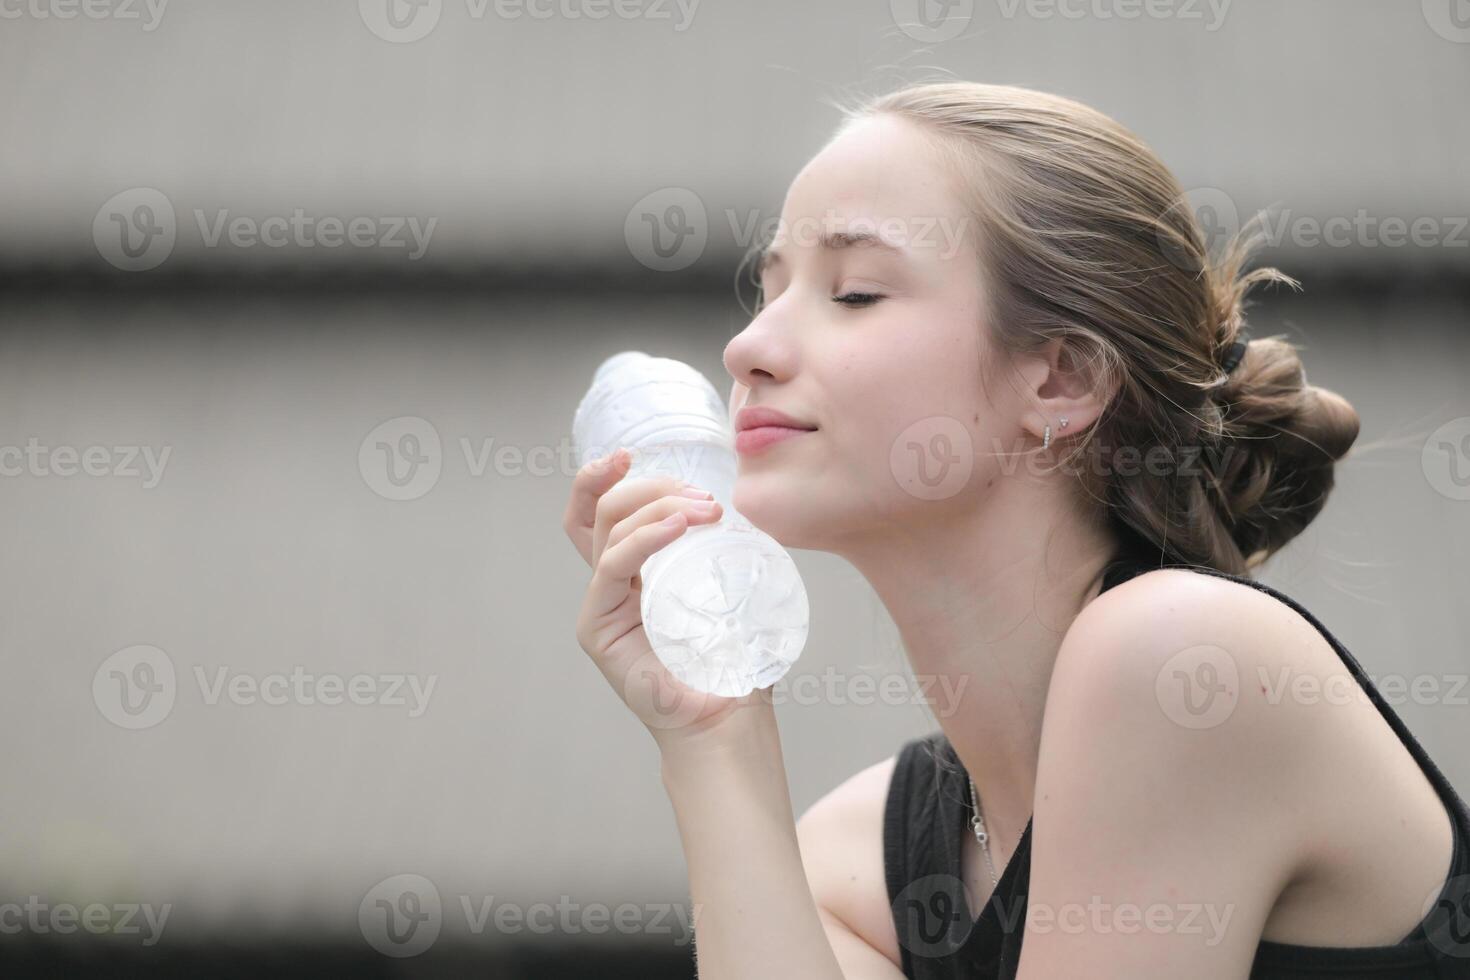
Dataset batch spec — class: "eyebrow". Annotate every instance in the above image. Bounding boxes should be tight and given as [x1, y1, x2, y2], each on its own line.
[756, 230, 908, 277]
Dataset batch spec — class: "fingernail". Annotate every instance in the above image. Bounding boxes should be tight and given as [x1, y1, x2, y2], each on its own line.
[689, 499, 719, 511]
[678, 487, 714, 499]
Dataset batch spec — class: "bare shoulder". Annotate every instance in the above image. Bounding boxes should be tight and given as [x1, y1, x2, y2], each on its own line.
[1047, 565, 1351, 801]
[1053, 565, 1399, 762]
[1015, 569, 1335, 971]
[1044, 566, 1456, 948]
[1052, 565, 1322, 735]
[1057, 566, 1330, 720]
[796, 753, 902, 967]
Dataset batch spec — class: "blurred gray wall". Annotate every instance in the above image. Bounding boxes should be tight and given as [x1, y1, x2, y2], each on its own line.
[1, 0, 1468, 956]
[1, 283, 1467, 947]
[2, 0, 1468, 274]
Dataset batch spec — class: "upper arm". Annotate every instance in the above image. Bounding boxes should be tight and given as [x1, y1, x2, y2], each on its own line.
[1017, 571, 1314, 979]
[796, 754, 907, 980]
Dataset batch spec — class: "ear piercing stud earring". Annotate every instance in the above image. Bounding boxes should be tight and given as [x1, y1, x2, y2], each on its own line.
[1042, 417, 1069, 451]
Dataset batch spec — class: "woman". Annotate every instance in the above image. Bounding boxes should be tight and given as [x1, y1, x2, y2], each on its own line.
[562, 81, 1470, 978]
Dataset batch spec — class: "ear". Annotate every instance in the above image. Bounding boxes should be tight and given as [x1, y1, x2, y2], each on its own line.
[1014, 336, 1110, 444]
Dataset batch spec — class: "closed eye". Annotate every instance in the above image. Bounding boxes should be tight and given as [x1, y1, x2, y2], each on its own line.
[832, 292, 884, 307]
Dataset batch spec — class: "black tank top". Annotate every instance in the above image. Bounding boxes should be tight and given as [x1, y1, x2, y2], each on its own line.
[883, 555, 1470, 978]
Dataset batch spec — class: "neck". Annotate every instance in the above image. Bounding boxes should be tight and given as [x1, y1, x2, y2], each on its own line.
[833, 474, 1118, 848]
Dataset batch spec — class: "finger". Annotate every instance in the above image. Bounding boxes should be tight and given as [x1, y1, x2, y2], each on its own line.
[605, 492, 721, 556]
[584, 510, 689, 627]
[591, 471, 702, 564]
[563, 447, 631, 565]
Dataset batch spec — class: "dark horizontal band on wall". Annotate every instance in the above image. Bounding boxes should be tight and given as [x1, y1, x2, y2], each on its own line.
[0, 936, 697, 980]
[1, 255, 1467, 303]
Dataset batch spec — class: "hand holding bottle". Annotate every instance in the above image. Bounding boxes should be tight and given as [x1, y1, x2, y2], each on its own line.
[570, 352, 810, 698]
[565, 447, 766, 745]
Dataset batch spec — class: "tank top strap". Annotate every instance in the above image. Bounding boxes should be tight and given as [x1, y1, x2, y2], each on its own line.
[884, 732, 1035, 978]
[1097, 550, 1171, 595]
[884, 732, 990, 978]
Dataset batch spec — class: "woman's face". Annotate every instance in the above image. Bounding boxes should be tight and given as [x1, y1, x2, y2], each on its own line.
[723, 113, 1024, 554]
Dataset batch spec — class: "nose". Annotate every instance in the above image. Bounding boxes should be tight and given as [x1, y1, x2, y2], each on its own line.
[723, 304, 797, 396]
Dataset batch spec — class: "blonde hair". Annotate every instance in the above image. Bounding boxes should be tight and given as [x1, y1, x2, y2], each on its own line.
[834, 81, 1360, 575]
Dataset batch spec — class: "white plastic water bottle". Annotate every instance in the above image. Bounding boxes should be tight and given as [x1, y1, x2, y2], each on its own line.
[572, 351, 809, 697]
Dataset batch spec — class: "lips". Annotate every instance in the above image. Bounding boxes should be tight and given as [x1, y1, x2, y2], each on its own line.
[733, 406, 817, 456]
[734, 406, 817, 433]
[735, 425, 813, 455]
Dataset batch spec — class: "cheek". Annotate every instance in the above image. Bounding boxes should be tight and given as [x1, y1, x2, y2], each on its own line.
[843, 324, 980, 435]
[836, 320, 990, 500]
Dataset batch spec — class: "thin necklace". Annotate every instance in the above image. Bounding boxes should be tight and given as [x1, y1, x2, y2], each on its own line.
[968, 775, 999, 887]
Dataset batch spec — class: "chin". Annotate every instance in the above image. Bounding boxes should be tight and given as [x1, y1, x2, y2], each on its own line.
[731, 475, 819, 550]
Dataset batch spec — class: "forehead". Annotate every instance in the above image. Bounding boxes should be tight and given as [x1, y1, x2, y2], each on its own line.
[781, 113, 964, 229]
[756, 114, 977, 275]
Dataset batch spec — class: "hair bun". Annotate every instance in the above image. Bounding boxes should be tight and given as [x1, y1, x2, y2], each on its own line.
[1214, 335, 1361, 566]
